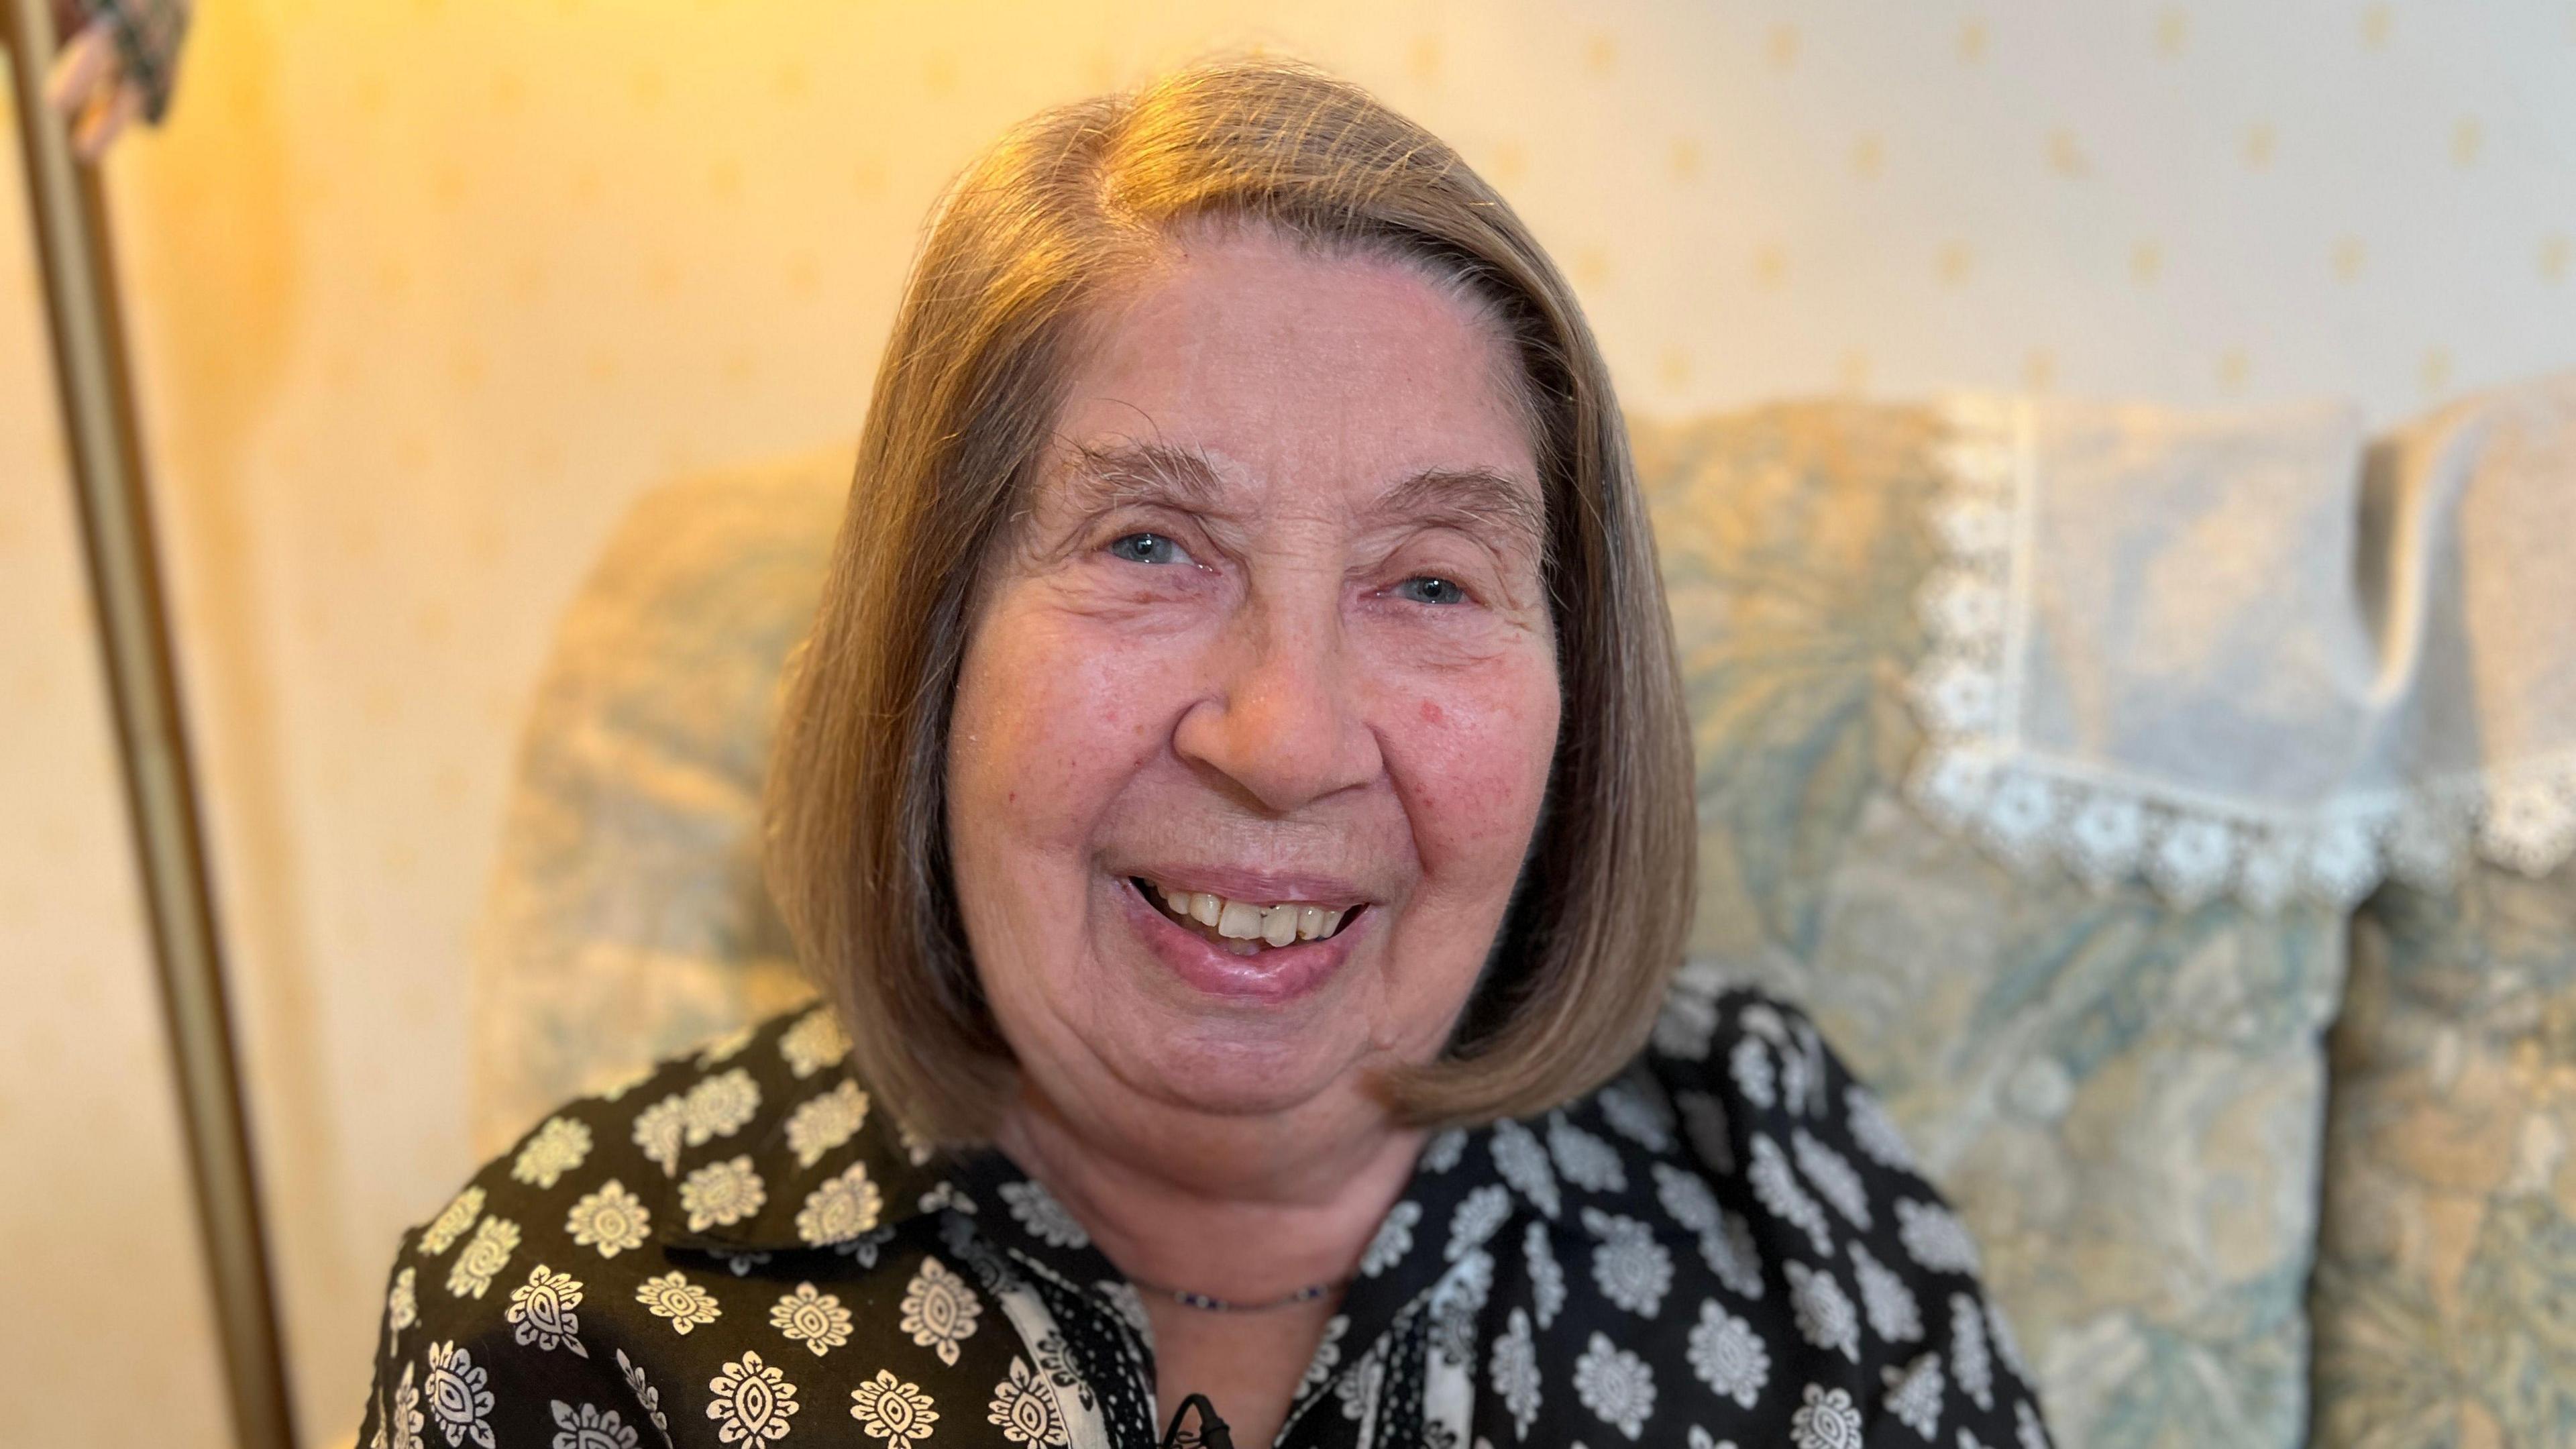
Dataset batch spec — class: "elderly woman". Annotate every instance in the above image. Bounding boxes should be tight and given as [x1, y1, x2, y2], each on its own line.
[364, 60, 2049, 1449]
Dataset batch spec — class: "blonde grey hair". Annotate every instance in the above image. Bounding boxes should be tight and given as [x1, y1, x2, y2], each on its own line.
[765, 56, 1694, 1146]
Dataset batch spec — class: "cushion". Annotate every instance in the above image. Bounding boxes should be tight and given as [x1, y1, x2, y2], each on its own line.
[2298, 375, 2576, 1449]
[1637, 402, 2345, 1448]
[2307, 864, 2576, 1446]
[466, 447, 845, 1153]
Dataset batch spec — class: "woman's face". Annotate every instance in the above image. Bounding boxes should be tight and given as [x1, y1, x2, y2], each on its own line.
[947, 226, 1560, 1128]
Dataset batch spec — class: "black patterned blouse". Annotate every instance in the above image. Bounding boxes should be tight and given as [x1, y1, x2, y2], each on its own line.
[360, 979, 2054, 1449]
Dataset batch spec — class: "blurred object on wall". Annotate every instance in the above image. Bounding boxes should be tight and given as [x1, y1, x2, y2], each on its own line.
[46, 0, 190, 157]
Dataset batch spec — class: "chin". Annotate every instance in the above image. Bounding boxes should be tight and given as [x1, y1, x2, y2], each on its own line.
[1112, 1019, 1379, 1119]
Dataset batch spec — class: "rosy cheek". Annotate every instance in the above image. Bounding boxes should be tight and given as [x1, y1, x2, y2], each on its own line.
[1397, 661, 1560, 869]
[969, 612, 1178, 828]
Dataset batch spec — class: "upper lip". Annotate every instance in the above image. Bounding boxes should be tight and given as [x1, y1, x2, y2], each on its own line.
[1121, 864, 1371, 910]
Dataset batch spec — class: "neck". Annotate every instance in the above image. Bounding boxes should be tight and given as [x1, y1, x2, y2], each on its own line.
[994, 1087, 1425, 1303]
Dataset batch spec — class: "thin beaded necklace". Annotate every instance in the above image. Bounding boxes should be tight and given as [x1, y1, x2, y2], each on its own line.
[1124, 1273, 1350, 1313]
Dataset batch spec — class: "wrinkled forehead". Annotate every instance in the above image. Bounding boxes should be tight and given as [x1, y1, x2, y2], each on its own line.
[1138, 211, 1550, 442]
[1022, 222, 1550, 542]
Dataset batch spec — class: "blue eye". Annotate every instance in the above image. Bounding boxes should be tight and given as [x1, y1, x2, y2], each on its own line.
[1108, 532, 1185, 565]
[1395, 576, 1468, 606]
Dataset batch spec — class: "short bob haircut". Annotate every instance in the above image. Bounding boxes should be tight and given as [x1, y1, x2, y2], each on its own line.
[765, 56, 1694, 1147]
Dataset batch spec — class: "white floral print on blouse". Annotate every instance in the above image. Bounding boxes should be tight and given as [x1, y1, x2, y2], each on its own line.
[358, 987, 2056, 1448]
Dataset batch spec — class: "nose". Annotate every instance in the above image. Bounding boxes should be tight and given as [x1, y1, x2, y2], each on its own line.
[1172, 606, 1383, 816]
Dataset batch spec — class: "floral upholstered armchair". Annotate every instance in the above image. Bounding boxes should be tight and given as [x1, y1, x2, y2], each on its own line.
[470, 376, 2576, 1448]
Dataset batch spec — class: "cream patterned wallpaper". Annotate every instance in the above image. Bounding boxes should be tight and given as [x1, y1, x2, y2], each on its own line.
[2, 1, 2571, 1443]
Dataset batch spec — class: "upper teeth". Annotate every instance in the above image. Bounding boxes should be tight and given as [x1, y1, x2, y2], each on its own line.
[1155, 883, 1345, 947]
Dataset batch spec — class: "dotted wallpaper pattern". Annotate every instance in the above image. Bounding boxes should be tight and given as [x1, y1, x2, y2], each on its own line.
[1, 1, 2571, 1443]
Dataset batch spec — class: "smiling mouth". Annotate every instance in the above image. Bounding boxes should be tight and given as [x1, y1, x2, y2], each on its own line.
[1132, 877, 1363, 956]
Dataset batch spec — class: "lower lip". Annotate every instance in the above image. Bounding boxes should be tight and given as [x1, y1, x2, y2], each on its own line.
[1118, 878, 1362, 1005]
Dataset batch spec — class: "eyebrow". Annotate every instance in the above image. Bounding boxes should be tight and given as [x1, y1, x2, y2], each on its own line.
[1060, 441, 1549, 561]
[1368, 465, 1550, 564]
[1062, 440, 1228, 511]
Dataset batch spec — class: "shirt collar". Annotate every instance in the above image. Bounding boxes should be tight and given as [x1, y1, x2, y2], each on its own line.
[633, 1004, 1538, 1354]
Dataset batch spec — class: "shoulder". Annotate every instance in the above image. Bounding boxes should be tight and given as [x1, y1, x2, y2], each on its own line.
[355, 1004, 931, 1446]
[1637, 973, 1978, 1285]
[1609, 972, 2056, 1446]
[425, 1000, 896, 1262]
[1637, 970, 1920, 1181]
